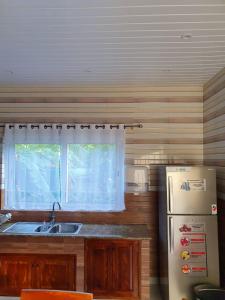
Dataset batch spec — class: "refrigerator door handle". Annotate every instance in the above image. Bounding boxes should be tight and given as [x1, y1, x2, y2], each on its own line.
[169, 217, 174, 253]
[168, 176, 173, 213]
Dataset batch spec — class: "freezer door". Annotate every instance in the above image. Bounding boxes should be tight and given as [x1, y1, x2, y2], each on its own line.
[167, 215, 219, 300]
[166, 166, 216, 214]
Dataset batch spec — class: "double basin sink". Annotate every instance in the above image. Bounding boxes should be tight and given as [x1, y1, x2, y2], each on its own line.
[2, 222, 82, 235]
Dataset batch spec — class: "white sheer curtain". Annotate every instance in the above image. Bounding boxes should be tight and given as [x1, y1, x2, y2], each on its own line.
[3, 124, 125, 211]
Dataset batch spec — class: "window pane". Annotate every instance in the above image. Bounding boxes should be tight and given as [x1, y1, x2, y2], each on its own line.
[65, 144, 116, 211]
[14, 144, 60, 210]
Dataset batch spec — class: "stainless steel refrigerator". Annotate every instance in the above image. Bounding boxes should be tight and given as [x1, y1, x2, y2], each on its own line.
[159, 166, 219, 300]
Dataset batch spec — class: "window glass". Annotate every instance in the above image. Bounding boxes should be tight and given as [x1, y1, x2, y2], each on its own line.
[15, 144, 60, 209]
[64, 144, 116, 210]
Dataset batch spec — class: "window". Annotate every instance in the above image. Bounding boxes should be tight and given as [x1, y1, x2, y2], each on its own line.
[3, 124, 125, 211]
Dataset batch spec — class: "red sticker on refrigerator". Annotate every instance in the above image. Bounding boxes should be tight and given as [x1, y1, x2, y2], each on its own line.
[180, 237, 190, 247]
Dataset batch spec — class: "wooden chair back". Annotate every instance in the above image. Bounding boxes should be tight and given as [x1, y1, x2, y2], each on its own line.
[21, 289, 93, 300]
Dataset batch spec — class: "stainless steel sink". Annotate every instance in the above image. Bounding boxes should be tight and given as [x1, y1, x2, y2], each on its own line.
[3, 222, 82, 235]
[35, 223, 52, 232]
[3, 222, 43, 233]
[49, 223, 81, 234]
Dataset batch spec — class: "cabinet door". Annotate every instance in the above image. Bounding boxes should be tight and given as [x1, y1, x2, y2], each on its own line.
[85, 240, 111, 295]
[112, 240, 140, 298]
[0, 254, 32, 296]
[85, 239, 140, 299]
[0, 253, 76, 296]
[34, 254, 76, 291]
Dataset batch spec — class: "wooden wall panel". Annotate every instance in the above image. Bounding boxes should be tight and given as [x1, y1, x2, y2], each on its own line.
[0, 86, 203, 281]
[203, 67, 225, 286]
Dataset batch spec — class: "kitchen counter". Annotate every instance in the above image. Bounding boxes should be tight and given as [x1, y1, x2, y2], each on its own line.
[0, 224, 151, 300]
[0, 222, 151, 240]
[79, 224, 151, 239]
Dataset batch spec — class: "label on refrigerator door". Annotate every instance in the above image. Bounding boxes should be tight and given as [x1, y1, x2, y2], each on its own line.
[180, 250, 206, 263]
[179, 223, 208, 277]
[191, 251, 206, 260]
[181, 264, 191, 274]
[187, 263, 208, 277]
[181, 262, 208, 276]
[180, 237, 190, 247]
[180, 236, 206, 246]
[180, 179, 206, 192]
[180, 250, 191, 260]
[190, 223, 205, 233]
[179, 223, 205, 233]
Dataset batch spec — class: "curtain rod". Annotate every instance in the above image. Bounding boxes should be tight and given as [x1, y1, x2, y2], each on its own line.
[0, 123, 143, 129]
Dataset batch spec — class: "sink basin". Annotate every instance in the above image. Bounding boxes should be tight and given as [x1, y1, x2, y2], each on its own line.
[3, 222, 82, 235]
[3, 222, 43, 234]
[49, 223, 81, 234]
[35, 224, 52, 232]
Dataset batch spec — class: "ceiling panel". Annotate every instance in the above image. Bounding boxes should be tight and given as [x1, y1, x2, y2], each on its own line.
[0, 0, 225, 86]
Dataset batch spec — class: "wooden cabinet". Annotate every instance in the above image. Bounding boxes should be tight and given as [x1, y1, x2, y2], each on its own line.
[33, 255, 76, 291]
[0, 254, 32, 295]
[0, 254, 76, 296]
[85, 239, 140, 299]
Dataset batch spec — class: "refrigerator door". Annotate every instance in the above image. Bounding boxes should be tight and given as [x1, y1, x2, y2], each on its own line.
[167, 215, 219, 300]
[166, 166, 216, 215]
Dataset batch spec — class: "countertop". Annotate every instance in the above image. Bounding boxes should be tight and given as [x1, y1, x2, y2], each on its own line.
[0, 222, 151, 240]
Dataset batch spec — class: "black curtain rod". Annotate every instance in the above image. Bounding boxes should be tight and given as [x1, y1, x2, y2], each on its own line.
[0, 124, 143, 129]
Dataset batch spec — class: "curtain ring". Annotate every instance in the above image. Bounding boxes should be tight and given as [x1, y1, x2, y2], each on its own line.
[19, 125, 23, 129]
[96, 125, 105, 129]
[110, 125, 119, 129]
[80, 125, 90, 129]
[44, 125, 48, 129]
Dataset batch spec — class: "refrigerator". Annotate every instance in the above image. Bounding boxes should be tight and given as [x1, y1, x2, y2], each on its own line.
[159, 166, 219, 300]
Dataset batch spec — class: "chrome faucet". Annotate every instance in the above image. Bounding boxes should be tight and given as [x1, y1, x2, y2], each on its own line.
[49, 201, 62, 225]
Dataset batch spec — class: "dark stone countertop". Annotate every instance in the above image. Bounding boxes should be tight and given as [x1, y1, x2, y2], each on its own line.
[78, 224, 151, 239]
[0, 222, 151, 240]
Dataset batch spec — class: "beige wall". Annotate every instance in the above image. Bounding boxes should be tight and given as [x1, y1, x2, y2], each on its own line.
[0, 86, 203, 171]
[203, 68, 225, 200]
[203, 67, 225, 285]
[0, 85, 203, 281]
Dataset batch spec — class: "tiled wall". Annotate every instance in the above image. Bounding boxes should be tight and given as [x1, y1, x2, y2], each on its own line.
[203, 67, 225, 286]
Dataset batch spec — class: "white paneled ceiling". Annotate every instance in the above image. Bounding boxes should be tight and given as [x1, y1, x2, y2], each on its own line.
[0, 0, 225, 86]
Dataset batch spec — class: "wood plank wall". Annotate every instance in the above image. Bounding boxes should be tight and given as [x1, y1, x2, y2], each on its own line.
[0, 86, 203, 281]
[203, 67, 225, 286]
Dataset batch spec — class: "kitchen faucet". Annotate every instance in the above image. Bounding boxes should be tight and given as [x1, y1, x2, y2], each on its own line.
[49, 201, 62, 225]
